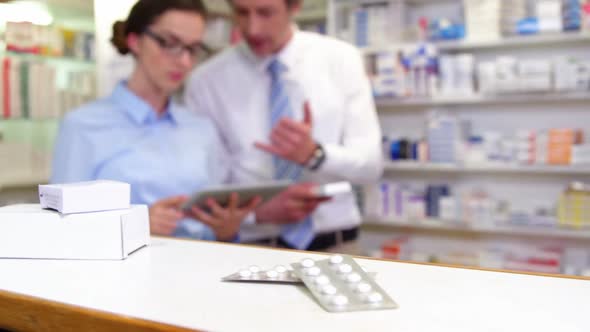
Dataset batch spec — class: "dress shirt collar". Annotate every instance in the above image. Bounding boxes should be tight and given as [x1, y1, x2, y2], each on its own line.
[111, 81, 178, 125]
[239, 26, 303, 75]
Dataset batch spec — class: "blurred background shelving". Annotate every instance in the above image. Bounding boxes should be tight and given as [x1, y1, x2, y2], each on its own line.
[0, 0, 329, 200]
[0, 0, 96, 199]
[328, 0, 590, 276]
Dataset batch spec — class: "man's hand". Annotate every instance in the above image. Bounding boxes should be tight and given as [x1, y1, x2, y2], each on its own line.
[149, 196, 188, 236]
[255, 102, 318, 165]
[255, 183, 331, 225]
[189, 193, 262, 241]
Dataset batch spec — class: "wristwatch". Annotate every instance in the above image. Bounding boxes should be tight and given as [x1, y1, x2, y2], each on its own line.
[305, 143, 326, 171]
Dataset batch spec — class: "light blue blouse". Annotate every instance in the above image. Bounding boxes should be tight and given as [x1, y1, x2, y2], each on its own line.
[51, 81, 228, 240]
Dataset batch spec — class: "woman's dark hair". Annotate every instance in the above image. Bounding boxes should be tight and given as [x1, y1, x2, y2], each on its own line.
[111, 0, 208, 55]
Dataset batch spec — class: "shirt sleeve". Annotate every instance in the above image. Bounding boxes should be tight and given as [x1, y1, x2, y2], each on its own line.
[50, 115, 96, 184]
[186, 71, 233, 185]
[316, 47, 384, 184]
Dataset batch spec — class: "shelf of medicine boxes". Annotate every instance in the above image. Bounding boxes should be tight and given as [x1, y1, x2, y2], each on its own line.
[361, 32, 590, 54]
[363, 218, 590, 241]
[204, 1, 326, 23]
[374, 91, 590, 109]
[385, 161, 590, 176]
[0, 47, 95, 67]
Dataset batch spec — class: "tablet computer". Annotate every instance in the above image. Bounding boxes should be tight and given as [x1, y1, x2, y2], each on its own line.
[181, 181, 293, 212]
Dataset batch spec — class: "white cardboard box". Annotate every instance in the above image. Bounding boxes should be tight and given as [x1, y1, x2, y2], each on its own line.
[0, 204, 150, 260]
[39, 180, 131, 214]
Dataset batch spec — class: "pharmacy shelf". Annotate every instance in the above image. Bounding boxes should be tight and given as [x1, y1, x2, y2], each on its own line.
[375, 91, 590, 109]
[364, 218, 590, 241]
[437, 32, 590, 51]
[204, 0, 326, 23]
[0, 172, 49, 190]
[362, 32, 590, 54]
[0, 50, 95, 67]
[385, 162, 590, 176]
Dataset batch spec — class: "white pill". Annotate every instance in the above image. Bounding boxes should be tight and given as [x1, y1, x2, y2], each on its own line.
[332, 295, 349, 306]
[355, 282, 372, 293]
[329, 255, 344, 265]
[321, 285, 337, 295]
[249, 265, 261, 273]
[337, 264, 353, 274]
[306, 266, 321, 276]
[301, 259, 315, 268]
[239, 270, 252, 278]
[346, 273, 362, 283]
[266, 270, 279, 279]
[367, 292, 384, 303]
[314, 275, 330, 285]
[274, 265, 287, 274]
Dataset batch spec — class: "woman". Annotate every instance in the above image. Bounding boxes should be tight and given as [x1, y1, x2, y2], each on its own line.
[51, 0, 259, 241]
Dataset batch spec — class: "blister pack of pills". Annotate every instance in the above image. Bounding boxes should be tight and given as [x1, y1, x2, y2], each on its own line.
[291, 255, 398, 313]
[223, 264, 378, 284]
[222, 265, 300, 283]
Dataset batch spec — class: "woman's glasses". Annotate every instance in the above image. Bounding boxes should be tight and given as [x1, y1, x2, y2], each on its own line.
[144, 28, 212, 61]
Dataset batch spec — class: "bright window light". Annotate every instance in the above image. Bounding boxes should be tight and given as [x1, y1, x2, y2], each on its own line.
[0, 1, 54, 26]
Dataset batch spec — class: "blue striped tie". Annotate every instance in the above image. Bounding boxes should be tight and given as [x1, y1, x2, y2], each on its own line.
[268, 59, 314, 250]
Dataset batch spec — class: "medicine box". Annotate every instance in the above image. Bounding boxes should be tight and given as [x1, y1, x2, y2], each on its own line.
[0, 204, 150, 260]
[39, 180, 130, 214]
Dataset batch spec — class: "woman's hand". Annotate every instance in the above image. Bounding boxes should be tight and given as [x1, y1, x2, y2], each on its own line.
[148, 196, 188, 236]
[189, 193, 262, 241]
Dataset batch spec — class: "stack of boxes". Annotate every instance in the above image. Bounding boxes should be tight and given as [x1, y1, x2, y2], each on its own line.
[476, 55, 589, 95]
[0, 57, 96, 120]
[367, 52, 404, 98]
[427, 115, 460, 164]
[518, 59, 553, 92]
[439, 54, 476, 97]
[563, 0, 585, 31]
[354, 7, 369, 47]
[0, 181, 150, 261]
[558, 182, 590, 229]
[546, 129, 582, 165]
[353, 2, 404, 47]
[464, 0, 501, 41]
[493, 57, 520, 93]
[554, 56, 590, 92]
[334, 1, 405, 47]
[515, 130, 536, 165]
[367, 51, 589, 100]
[5, 22, 95, 61]
[536, 0, 564, 33]
[501, 0, 528, 36]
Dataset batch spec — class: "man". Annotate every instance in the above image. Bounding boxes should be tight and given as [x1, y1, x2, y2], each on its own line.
[186, 0, 382, 253]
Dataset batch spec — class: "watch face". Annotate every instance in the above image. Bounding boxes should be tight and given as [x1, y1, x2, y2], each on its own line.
[315, 148, 323, 157]
[307, 145, 325, 170]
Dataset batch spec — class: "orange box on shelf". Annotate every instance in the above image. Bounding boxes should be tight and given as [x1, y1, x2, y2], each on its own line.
[547, 146, 572, 165]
